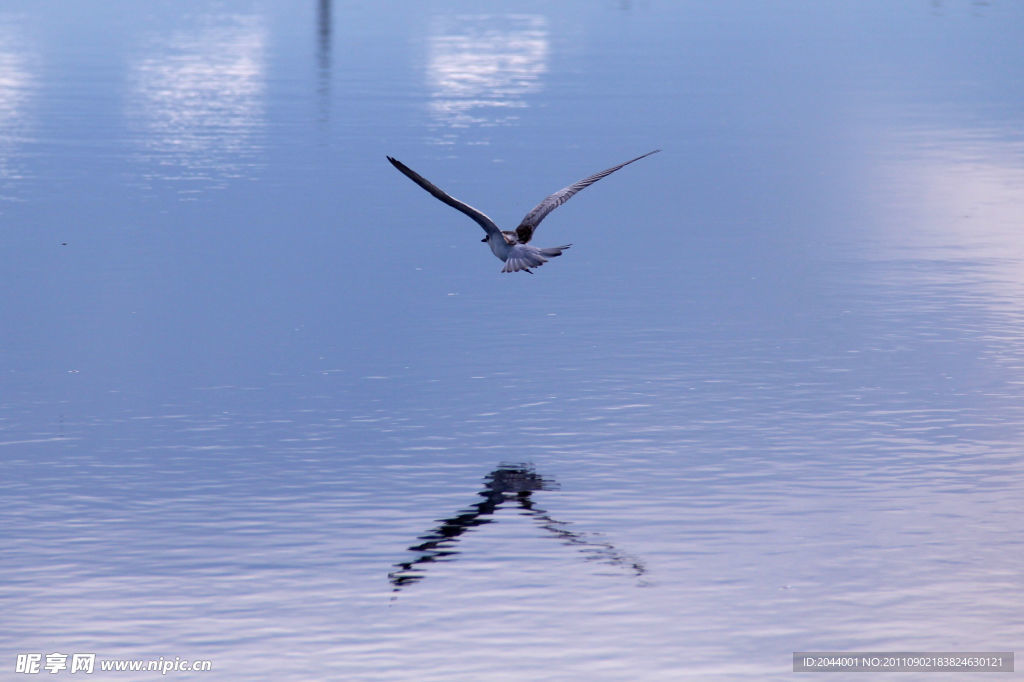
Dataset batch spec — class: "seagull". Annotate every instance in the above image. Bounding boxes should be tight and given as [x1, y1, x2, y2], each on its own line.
[387, 150, 661, 273]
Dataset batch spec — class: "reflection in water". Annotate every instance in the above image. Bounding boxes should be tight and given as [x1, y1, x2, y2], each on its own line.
[874, 128, 1024, 295]
[389, 464, 646, 591]
[0, 26, 31, 197]
[316, 0, 331, 121]
[425, 14, 548, 144]
[127, 15, 267, 194]
[929, 0, 993, 17]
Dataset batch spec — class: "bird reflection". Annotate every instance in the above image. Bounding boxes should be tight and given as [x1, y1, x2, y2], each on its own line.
[389, 463, 646, 591]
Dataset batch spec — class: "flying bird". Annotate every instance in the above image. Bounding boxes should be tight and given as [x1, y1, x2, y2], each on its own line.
[387, 150, 660, 273]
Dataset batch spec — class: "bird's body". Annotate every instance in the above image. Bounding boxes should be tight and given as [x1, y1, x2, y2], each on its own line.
[481, 229, 572, 273]
[387, 150, 660, 273]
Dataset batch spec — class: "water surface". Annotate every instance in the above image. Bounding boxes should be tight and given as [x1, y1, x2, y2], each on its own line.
[2, 1, 1022, 680]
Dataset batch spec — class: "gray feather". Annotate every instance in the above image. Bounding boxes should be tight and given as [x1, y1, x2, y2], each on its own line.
[515, 149, 660, 243]
[387, 156, 500, 236]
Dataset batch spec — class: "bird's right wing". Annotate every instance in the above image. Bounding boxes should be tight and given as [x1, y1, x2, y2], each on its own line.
[514, 149, 661, 243]
[387, 156, 500, 237]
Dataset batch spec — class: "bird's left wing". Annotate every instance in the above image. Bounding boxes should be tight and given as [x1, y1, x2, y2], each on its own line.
[514, 149, 660, 244]
[387, 156, 500, 237]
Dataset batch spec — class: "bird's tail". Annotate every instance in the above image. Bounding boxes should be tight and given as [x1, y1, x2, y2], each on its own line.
[539, 245, 572, 258]
[502, 244, 572, 273]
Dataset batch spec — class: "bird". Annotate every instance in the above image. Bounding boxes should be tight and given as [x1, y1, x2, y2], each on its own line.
[386, 149, 661, 273]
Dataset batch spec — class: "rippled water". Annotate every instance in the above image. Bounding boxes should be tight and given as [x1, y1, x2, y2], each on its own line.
[2, 1, 1023, 680]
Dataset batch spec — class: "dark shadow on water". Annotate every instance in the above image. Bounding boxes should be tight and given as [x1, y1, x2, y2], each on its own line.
[389, 463, 647, 593]
[316, 0, 331, 122]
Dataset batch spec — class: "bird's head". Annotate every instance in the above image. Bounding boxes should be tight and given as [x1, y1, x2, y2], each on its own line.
[481, 236, 488, 243]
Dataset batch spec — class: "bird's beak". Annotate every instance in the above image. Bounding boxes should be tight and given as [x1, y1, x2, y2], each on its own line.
[480, 236, 488, 243]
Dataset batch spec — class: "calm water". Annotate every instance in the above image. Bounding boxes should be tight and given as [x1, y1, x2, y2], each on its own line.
[2, 1, 1023, 680]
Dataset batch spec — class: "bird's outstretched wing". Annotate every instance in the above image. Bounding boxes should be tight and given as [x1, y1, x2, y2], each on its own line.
[387, 156, 500, 237]
[514, 149, 661, 244]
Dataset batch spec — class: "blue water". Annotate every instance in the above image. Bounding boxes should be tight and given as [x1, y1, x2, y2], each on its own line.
[2, 1, 1023, 680]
